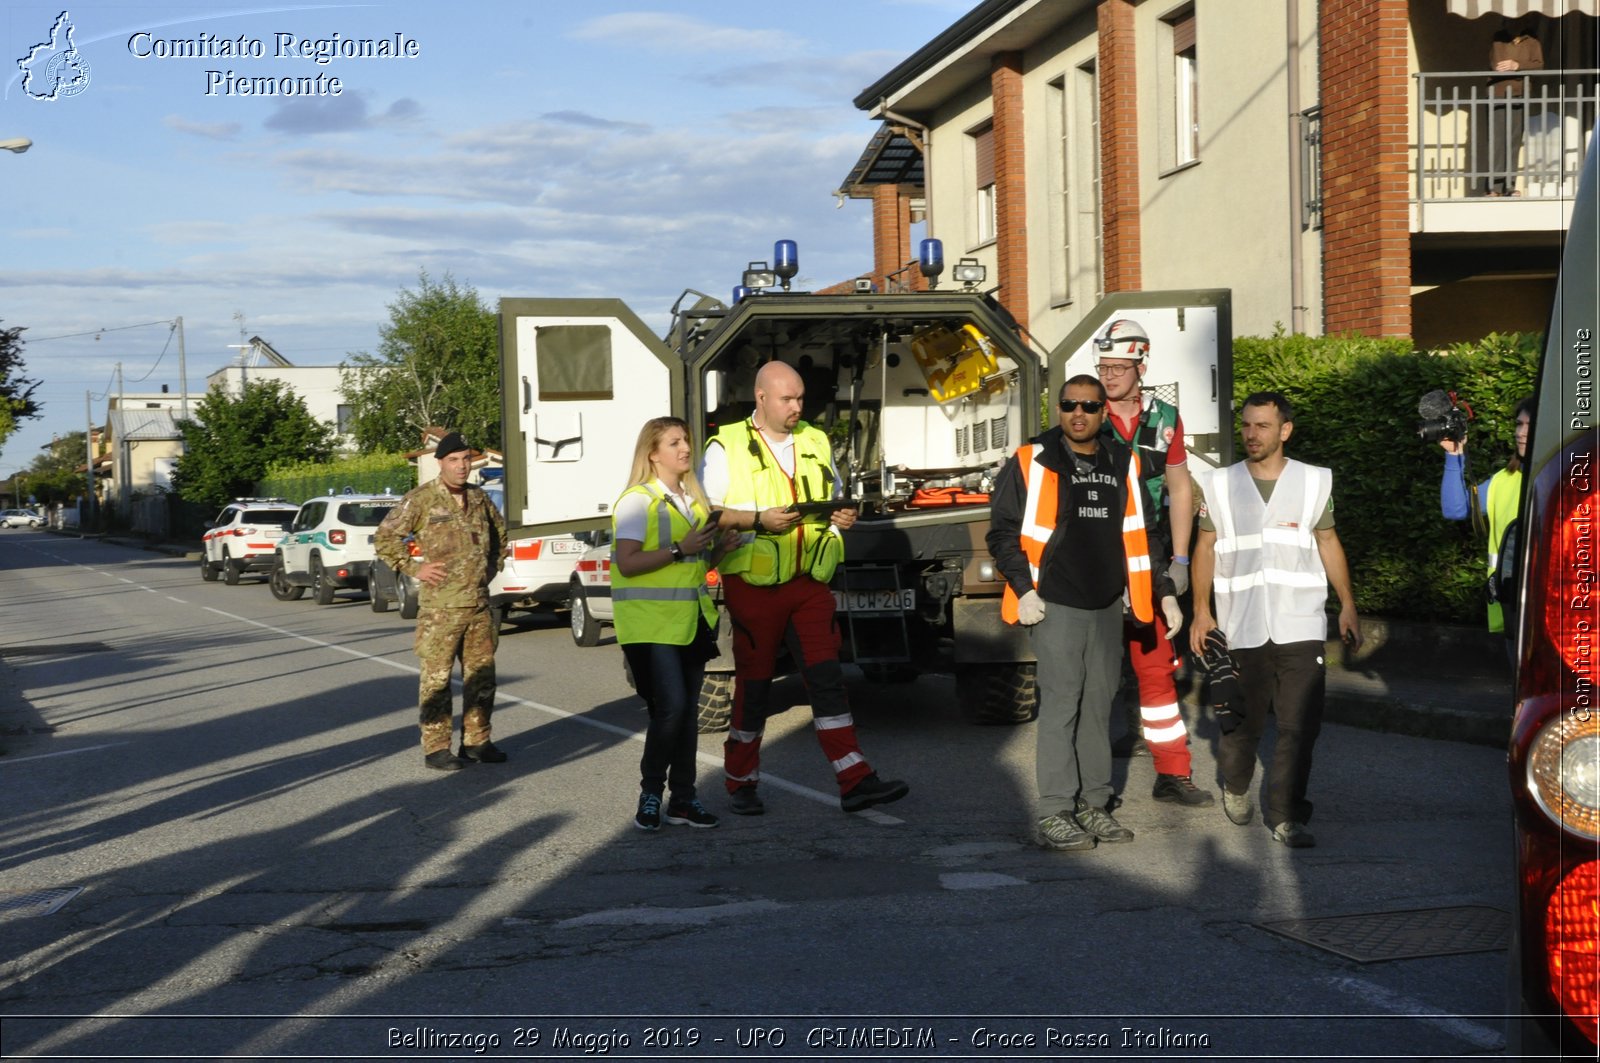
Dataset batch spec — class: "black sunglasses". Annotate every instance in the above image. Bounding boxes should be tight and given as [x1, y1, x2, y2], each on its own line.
[1059, 399, 1105, 414]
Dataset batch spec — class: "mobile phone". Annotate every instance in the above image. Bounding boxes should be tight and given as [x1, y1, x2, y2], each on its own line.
[702, 510, 723, 529]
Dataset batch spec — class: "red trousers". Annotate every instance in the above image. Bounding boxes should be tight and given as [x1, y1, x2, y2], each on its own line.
[1126, 611, 1193, 777]
[722, 575, 873, 795]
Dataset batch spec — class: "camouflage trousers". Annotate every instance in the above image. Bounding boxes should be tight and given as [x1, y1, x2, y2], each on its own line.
[414, 605, 499, 755]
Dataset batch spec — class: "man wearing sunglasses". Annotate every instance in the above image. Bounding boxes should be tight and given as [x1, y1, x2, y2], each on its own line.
[1094, 319, 1213, 809]
[987, 375, 1182, 852]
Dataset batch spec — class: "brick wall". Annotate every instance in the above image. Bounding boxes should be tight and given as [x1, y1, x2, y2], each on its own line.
[1098, 0, 1141, 293]
[872, 183, 909, 291]
[991, 52, 1029, 324]
[1320, 0, 1411, 336]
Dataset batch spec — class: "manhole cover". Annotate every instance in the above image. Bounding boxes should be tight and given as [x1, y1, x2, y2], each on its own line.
[0, 887, 83, 920]
[0, 643, 112, 656]
[1259, 905, 1510, 963]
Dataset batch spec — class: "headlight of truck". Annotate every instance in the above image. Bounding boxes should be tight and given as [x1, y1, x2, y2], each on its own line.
[1529, 713, 1600, 840]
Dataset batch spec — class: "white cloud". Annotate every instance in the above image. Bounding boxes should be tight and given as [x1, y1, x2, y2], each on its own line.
[163, 116, 242, 141]
[570, 13, 799, 54]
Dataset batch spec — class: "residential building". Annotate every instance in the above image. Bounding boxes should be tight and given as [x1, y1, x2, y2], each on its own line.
[203, 335, 356, 439]
[104, 391, 186, 510]
[841, 0, 1597, 349]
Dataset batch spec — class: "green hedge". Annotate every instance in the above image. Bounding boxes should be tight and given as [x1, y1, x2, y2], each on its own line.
[1229, 330, 1539, 623]
[256, 452, 415, 504]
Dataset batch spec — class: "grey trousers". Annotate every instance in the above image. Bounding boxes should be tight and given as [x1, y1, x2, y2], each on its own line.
[1030, 600, 1123, 818]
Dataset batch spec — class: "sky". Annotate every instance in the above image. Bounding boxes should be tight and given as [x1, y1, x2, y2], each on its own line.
[0, 0, 968, 482]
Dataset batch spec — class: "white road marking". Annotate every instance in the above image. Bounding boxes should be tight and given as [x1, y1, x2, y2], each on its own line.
[1326, 976, 1504, 1050]
[557, 899, 787, 927]
[1, 743, 129, 765]
[940, 871, 1027, 890]
[199, 606, 901, 824]
[166, 597, 187, 604]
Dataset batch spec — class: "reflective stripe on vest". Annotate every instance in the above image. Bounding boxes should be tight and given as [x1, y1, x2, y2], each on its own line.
[610, 484, 717, 646]
[1201, 460, 1330, 649]
[1484, 467, 1522, 634]
[1000, 444, 1154, 624]
[711, 418, 842, 585]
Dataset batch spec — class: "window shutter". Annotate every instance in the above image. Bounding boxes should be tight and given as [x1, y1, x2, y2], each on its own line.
[1172, 12, 1196, 54]
[974, 124, 995, 188]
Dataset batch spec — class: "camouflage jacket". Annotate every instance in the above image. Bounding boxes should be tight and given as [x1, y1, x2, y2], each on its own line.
[375, 478, 506, 609]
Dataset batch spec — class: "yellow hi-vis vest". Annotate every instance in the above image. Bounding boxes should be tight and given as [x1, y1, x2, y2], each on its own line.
[609, 484, 718, 646]
[710, 419, 843, 586]
[1000, 444, 1154, 624]
[1485, 467, 1522, 634]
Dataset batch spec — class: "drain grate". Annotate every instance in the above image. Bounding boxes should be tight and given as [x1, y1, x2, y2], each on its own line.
[0, 643, 112, 657]
[0, 887, 83, 921]
[1259, 905, 1510, 963]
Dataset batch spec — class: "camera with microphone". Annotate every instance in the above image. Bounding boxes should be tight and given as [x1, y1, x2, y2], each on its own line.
[1416, 389, 1473, 444]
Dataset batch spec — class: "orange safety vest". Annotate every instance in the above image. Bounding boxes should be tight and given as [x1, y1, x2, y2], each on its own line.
[1000, 443, 1154, 624]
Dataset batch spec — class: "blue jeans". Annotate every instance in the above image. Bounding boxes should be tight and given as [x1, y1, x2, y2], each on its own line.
[621, 639, 706, 800]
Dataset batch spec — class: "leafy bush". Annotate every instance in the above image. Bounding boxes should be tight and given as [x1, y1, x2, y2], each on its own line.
[1229, 330, 1539, 623]
[257, 452, 414, 504]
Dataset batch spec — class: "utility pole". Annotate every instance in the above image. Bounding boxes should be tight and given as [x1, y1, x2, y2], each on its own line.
[175, 315, 189, 423]
[85, 390, 96, 530]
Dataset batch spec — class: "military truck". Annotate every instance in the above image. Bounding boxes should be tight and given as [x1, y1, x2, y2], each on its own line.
[498, 245, 1231, 729]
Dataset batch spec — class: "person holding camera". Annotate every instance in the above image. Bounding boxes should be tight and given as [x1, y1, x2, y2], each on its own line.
[1439, 396, 1533, 652]
[612, 416, 741, 832]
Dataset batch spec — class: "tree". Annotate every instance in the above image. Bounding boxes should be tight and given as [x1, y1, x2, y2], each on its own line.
[173, 379, 336, 508]
[19, 430, 92, 505]
[0, 321, 42, 451]
[339, 272, 501, 453]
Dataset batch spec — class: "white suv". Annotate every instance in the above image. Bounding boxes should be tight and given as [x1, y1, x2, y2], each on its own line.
[270, 489, 401, 605]
[200, 498, 298, 585]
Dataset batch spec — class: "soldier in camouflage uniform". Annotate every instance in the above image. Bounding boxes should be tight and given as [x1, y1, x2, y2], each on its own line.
[375, 432, 508, 771]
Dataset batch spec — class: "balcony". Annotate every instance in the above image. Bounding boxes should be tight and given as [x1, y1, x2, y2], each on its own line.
[1412, 68, 1597, 232]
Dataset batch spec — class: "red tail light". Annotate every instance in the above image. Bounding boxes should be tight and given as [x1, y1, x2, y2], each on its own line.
[1546, 860, 1600, 1044]
[513, 539, 542, 561]
[330, 530, 347, 545]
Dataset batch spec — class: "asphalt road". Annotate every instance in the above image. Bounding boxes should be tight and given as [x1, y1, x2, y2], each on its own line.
[0, 531, 1515, 1061]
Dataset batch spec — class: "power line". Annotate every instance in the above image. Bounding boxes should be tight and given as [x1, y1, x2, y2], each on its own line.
[28, 319, 176, 343]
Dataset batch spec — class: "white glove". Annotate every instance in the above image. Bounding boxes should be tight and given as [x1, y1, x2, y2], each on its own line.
[1018, 589, 1047, 626]
[1161, 595, 1184, 639]
[1169, 559, 1190, 596]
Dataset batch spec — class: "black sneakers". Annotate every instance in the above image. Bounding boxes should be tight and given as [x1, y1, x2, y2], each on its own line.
[424, 749, 466, 771]
[666, 798, 721, 829]
[459, 741, 507, 763]
[841, 773, 910, 813]
[634, 792, 663, 831]
[1152, 773, 1215, 807]
[729, 786, 765, 816]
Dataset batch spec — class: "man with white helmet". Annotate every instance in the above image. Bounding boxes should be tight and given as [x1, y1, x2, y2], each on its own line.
[1095, 318, 1213, 808]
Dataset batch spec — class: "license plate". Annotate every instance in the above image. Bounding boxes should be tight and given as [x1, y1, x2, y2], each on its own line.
[833, 588, 915, 612]
[549, 539, 585, 554]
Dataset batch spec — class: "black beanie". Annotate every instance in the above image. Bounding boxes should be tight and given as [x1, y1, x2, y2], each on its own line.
[435, 432, 471, 460]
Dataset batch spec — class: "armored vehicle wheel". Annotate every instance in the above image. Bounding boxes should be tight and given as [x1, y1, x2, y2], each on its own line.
[955, 663, 1038, 725]
[222, 549, 242, 586]
[312, 555, 336, 606]
[697, 672, 733, 734]
[269, 555, 304, 601]
[199, 552, 218, 582]
[569, 580, 602, 647]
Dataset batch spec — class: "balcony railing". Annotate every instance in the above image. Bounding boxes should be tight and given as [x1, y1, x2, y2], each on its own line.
[1414, 69, 1598, 201]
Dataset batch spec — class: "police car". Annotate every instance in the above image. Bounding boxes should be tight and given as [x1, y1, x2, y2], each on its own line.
[269, 488, 400, 605]
[199, 498, 298, 585]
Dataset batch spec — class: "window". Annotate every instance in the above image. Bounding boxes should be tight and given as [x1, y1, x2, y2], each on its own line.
[336, 404, 354, 434]
[1047, 77, 1072, 305]
[535, 324, 614, 401]
[972, 122, 997, 246]
[1170, 9, 1199, 166]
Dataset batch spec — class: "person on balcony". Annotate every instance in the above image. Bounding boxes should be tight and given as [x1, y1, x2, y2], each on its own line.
[1473, 15, 1544, 197]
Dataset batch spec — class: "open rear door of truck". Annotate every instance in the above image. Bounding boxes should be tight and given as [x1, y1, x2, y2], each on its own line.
[1046, 289, 1233, 467]
[498, 298, 684, 538]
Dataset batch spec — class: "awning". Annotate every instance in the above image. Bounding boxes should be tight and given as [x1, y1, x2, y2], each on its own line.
[1447, 0, 1596, 17]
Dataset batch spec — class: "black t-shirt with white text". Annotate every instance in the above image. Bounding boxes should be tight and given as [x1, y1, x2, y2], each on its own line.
[1037, 441, 1128, 610]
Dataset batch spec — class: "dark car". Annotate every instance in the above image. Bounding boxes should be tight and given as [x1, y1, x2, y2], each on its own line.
[1507, 137, 1599, 1059]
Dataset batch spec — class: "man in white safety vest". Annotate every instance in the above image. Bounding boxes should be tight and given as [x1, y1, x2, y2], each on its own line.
[1188, 392, 1361, 849]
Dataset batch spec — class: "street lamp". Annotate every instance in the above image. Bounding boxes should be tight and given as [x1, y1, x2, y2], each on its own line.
[0, 138, 32, 154]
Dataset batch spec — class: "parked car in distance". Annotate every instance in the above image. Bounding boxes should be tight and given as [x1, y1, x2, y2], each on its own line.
[270, 489, 400, 605]
[199, 498, 298, 585]
[369, 538, 422, 619]
[487, 531, 590, 628]
[566, 530, 616, 647]
[0, 509, 44, 529]
[1506, 137, 1598, 1060]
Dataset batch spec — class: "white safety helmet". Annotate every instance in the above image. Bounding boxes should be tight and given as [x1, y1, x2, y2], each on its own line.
[1094, 318, 1151, 362]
